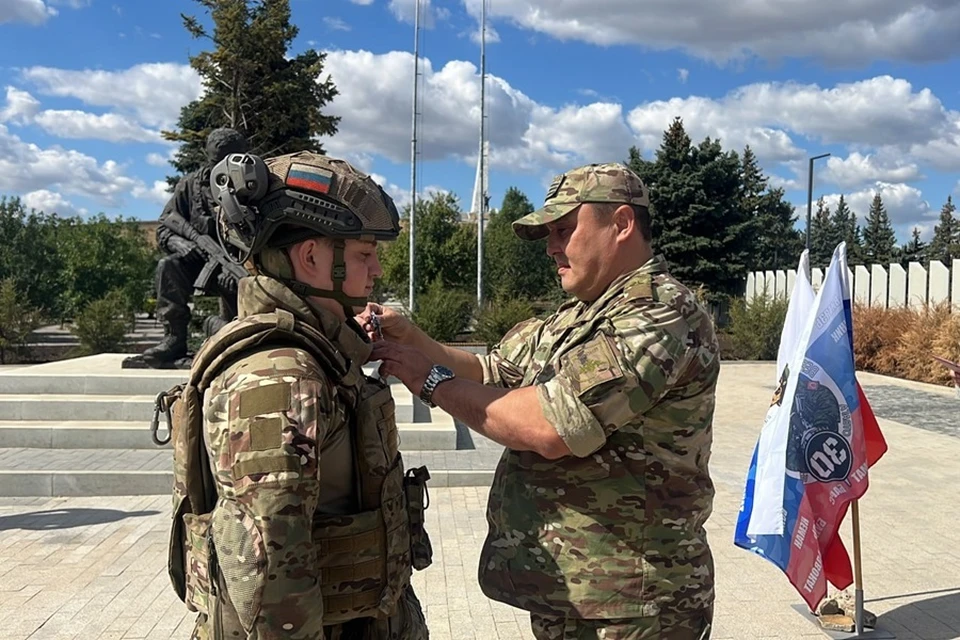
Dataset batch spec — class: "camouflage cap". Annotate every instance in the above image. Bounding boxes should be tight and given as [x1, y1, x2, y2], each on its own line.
[513, 162, 649, 241]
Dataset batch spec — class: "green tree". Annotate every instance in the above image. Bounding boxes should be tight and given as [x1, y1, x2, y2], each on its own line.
[380, 192, 476, 302]
[0, 278, 43, 363]
[861, 192, 897, 265]
[0, 197, 65, 318]
[900, 227, 927, 265]
[56, 215, 157, 319]
[829, 195, 863, 264]
[739, 146, 803, 270]
[927, 196, 957, 265]
[483, 187, 557, 300]
[163, 0, 340, 186]
[809, 196, 834, 268]
[628, 117, 751, 300]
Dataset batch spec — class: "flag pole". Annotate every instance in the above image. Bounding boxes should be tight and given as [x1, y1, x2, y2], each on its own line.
[852, 499, 865, 635]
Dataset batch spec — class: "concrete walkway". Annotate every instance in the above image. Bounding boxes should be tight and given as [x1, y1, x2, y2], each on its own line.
[1, 362, 959, 639]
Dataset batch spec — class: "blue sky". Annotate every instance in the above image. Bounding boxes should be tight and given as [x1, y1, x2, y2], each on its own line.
[1, 0, 959, 244]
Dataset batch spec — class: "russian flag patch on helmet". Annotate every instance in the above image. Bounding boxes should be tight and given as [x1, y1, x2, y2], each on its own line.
[287, 163, 333, 194]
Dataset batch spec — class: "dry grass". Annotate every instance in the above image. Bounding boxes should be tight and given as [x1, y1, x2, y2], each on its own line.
[852, 301, 960, 386]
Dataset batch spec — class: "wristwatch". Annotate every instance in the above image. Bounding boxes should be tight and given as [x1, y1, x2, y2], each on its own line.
[419, 365, 455, 408]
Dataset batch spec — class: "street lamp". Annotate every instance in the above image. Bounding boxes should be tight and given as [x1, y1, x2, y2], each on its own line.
[805, 153, 831, 252]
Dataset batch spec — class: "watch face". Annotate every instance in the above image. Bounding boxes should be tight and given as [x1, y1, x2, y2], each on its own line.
[435, 365, 454, 378]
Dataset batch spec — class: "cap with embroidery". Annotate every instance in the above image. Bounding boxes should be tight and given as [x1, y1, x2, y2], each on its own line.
[512, 162, 649, 241]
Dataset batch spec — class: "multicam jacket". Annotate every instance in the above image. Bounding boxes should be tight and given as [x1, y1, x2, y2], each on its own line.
[476, 255, 720, 621]
[193, 276, 415, 638]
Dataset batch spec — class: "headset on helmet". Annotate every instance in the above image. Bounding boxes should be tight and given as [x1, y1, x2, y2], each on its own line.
[209, 151, 401, 311]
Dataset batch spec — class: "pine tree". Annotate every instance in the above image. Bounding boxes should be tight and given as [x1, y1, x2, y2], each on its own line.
[627, 118, 750, 300]
[829, 195, 863, 264]
[900, 227, 927, 266]
[928, 196, 957, 265]
[861, 192, 897, 265]
[809, 196, 834, 268]
[739, 146, 802, 271]
[162, 0, 339, 186]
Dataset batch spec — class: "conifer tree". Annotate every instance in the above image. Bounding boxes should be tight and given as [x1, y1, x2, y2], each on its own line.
[162, 0, 339, 186]
[862, 192, 897, 265]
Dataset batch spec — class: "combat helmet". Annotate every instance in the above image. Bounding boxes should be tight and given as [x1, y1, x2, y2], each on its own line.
[208, 150, 401, 310]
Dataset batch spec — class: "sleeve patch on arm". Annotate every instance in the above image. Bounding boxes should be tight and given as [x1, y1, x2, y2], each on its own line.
[249, 417, 283, 451]
[559, 333, 624, 396]
[238, 383, 291, 418]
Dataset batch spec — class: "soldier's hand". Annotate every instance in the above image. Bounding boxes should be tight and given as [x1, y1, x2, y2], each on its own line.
[355, 303, 412, 343]
[217, 271, 238, 293]
[369, 341, 432, 396]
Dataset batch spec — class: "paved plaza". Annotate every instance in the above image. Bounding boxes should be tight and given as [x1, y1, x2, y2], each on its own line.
[0, 362, 959, 639]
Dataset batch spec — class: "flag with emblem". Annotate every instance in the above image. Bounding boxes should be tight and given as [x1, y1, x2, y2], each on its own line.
[287, 162, 333, 194]
[734, 242, 887, 610]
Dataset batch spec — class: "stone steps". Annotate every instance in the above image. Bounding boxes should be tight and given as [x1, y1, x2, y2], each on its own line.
[0, 417, 457, 451]
[0, 353, 485, 496]
[0, 447, 498, 496]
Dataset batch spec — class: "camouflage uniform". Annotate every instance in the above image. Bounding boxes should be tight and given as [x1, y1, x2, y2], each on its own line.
[164, 151, 430, 640]
[476, 164, 719, 640]
[190, 276, 427, 639]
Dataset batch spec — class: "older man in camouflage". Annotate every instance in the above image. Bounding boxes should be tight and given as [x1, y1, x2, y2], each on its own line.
[364, 162, 719, 639]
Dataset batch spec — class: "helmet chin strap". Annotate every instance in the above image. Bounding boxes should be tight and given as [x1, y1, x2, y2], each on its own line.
[258, 238, 368, 317]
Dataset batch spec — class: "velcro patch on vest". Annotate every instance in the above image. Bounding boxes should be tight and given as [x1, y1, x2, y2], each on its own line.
[559, 333, 624, 396]
[238, 383, 291, 418]
[233, 452, 301, 480]
[249, 417, 282, 451]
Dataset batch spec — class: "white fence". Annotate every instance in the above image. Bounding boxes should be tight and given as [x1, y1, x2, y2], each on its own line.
[745, 260, 960, 310]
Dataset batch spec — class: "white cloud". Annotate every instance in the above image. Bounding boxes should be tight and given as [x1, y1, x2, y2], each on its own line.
[628, 77, 953, 162]
[370, 172, 448, 210]
[475, 1, 960, 65]
[321, 49, 634, 175]
[819, 152, 923, 191]
[22, 63, 202, 128]
[678, 68, 689, 83]
[388, 0, 445, 27]
[0, 87, 41, 124]
[0, 124, 141, 207]
[0, 87, 160, 143]
[0, 0, 56, 25]
[132, 180, 173, 206]
[21, 189, 87, 217]
[349, 0, 374, 4]
[146, 151, 174, 167]
[323, 16, 350, 31]
[321, 50, 960, 227]
[768, 174, 801, 191]
[822, 182, 932, 227]
[33, 110, 159, 143]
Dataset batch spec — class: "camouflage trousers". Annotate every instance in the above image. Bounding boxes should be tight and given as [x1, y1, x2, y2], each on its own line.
[191, 585, 428, 639]
[529, 610, 711, 640]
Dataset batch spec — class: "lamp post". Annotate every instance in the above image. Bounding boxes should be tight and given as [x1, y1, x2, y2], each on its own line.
[805, 152, 831, 252]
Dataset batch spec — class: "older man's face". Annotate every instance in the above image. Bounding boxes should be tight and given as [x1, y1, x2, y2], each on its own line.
[544, 203, 622, 302]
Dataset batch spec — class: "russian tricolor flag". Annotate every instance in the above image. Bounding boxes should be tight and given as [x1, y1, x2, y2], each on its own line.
[734, 243, 887, 611]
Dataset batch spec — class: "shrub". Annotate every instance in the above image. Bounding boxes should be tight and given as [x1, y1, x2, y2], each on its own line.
[0, 278, 43, 364]
[71, 289, 131, 355]
[411, 279, 475, 343]
[723, 293, 788, 360]
[474, 296, 535, 348]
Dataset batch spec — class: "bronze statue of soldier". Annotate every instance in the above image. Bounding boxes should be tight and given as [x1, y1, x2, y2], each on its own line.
[123, 128, 249, 370]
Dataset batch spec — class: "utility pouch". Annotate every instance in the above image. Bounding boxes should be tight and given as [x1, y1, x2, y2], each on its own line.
[403, 466, 433, 571]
